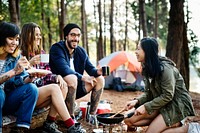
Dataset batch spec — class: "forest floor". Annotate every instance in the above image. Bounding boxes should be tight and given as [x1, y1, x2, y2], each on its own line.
[3, 89, 200, 133]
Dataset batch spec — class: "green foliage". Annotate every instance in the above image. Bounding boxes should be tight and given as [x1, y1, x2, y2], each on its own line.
[130, 0, 169, 47]
[20, 0, 59, 48]
[0, 0, 10, 21]
[188, 29, 200, 67]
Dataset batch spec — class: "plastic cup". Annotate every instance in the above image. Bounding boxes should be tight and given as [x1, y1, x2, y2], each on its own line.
[40, 54, 49, 63]
[102, 66, 110, 76]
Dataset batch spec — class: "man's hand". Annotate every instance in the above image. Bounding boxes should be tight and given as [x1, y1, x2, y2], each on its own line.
[56, 75, 68, 90]
[82, 75, 97, 87]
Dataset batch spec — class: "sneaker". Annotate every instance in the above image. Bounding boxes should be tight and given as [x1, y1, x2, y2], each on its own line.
[42, 121, 62, 133]
[67, 125, 86, 133]
[9, 126, 28, 133]
[88, 114, 98, 128]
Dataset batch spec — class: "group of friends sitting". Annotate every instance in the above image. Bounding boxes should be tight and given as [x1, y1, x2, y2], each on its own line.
[0, 21, 199, 133]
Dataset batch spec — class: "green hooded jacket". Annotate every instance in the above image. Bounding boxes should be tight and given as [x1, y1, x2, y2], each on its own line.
[136, 56, 195, 126]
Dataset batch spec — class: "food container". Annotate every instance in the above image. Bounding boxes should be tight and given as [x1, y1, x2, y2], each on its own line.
[97, 103, 111, 114]
[79, 102, 88, 119]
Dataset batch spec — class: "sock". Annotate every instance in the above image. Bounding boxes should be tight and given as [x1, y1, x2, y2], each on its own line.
[47, 115, 56, 122]
[64, 118, 75, 128]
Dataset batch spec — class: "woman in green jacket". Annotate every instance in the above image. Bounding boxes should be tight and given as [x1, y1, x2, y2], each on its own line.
[124, 37, 195, 133]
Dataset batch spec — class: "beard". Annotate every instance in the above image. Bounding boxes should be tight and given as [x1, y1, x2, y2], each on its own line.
[67, 40, 79, 49]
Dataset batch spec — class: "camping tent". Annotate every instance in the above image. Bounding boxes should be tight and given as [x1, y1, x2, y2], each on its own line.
[98, 51, 142, 89]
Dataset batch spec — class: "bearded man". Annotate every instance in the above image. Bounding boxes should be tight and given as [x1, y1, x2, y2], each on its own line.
[49, 23, 105, 127]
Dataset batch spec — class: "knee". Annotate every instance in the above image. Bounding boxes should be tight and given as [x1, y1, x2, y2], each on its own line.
[27, 83, 39, 97]
[96, 76, 105, 87]
[50, 84, 62, 94]
[64, 74, 77, 89]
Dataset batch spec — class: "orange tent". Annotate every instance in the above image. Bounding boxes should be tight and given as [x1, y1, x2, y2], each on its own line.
[98, 51, 142, 73]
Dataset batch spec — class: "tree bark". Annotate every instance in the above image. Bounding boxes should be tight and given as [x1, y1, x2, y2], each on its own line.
[81, 0, 89, 54]
[166, 0, 184, 68]
[166, 0, 189, 89]
[124, 0, 128, 51]
[8, 0, 20, 26]
[60, 0, 66, 40]
[154, 0, 158, 38]
[110, 0, 115, 53]
[139, 0, 147, 37]
[97, 0, 103, 61]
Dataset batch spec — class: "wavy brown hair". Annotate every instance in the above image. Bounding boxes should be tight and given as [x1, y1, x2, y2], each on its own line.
[20, 22, 42, 59]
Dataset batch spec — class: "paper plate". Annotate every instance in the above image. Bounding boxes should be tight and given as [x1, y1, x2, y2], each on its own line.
[27, 68, 52, 75]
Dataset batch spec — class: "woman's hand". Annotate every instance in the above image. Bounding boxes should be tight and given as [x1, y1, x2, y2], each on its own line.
[184, 116, 200, 124]
[56, 75, 67, 90]
[28, 72, 46, 78]
[134, 105, 147, 115]
[125, 99, 138, 111]
[14, 56, 30, 75]
[29, 55, 40, 66]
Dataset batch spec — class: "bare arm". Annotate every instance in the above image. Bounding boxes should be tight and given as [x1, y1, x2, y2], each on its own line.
[0, 70, 16, 84]
[185, 116, 200, 124]
[0, 56, 31, 84]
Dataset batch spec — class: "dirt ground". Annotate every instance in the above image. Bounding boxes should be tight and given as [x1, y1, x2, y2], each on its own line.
[3, 89, 200, 133]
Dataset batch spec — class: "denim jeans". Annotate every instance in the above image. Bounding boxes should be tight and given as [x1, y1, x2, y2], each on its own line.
[0, 83, 38, 128]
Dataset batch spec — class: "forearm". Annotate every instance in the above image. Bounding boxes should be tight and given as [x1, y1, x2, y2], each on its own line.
[0, 70, 16, 84]
[23, 76, 35, 83]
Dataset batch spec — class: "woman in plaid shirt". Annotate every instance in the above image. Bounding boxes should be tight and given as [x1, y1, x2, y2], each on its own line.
[20, 22, 86, 133]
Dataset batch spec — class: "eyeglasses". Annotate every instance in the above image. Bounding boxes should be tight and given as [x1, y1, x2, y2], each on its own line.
[69, 33, 81, 38]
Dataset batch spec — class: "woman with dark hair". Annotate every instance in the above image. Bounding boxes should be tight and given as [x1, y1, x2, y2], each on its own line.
[0, 22, 38, 132]
[20, 22, 86, 133]
[123, 37, 195, 133]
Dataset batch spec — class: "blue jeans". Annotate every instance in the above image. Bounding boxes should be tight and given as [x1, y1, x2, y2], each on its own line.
[0, 83, 38, 128]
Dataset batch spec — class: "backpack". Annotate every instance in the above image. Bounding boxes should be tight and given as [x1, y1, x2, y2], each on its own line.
[112, 77, 124, 92]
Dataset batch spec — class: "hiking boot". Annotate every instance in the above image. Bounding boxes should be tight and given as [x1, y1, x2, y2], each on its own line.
[67, 125, 86, 133]
[9, 126, 28, 133]
[42, 121, 62, 133]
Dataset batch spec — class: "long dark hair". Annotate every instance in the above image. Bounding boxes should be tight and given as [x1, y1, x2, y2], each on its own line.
[0, 21, 20, 57]
[0, 21, 20, 47]
[140, 37, 162, 78]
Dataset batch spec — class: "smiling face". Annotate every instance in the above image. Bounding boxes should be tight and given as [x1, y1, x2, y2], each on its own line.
[34, 27, 42, 46]
[135, 43, 145, 63]
[4, 35, 19, 54]
[66, 28, 81, 50]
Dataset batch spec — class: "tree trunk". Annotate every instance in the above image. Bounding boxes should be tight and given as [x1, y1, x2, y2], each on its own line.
[93, 0, 98, 55]
[181, 23, 189, 90]
[8, 0, 20, 26]
[41, 0, 45, 49]
[166, 0, 189, 89]
[103, 0, 106, 56]
[60, 0, 66, 40]
[124, 0, 128, 51]
[166, 0, 184, 69]
[97, 0, 103, 61]
[139, 0, 147, 37]
[81, 0, 89, 54]
[110, 0, 115, 53]
[154, 0, 158, 38]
